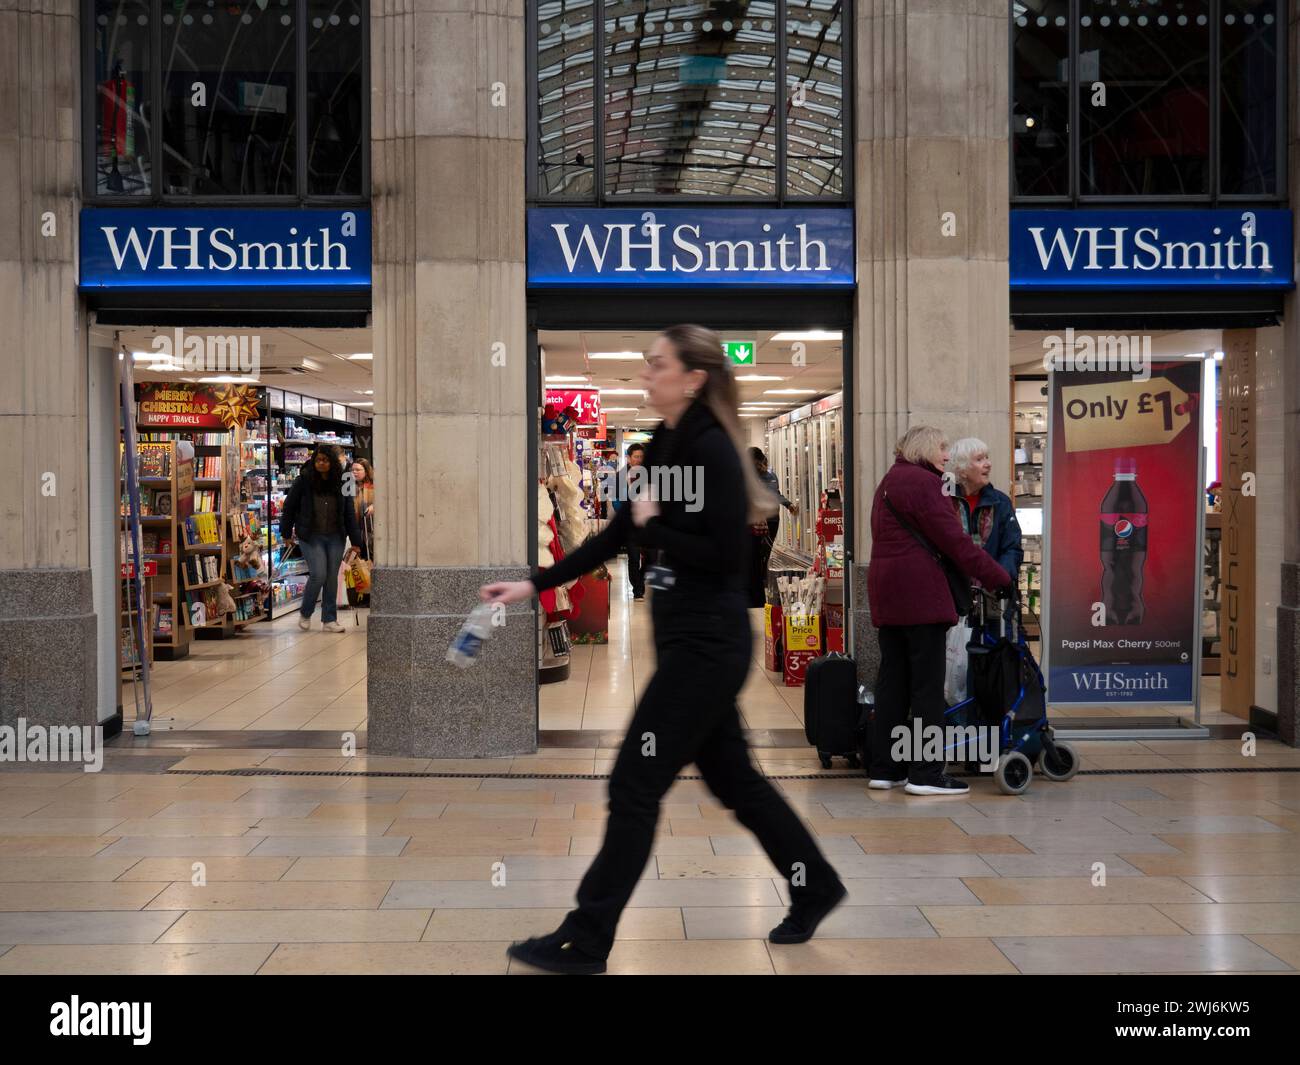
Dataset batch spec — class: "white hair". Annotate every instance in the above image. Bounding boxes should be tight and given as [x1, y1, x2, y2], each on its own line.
[951, 437, 989, 475]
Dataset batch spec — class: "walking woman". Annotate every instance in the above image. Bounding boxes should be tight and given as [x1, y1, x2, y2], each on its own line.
[349, 457, 376, 562]
[481, 325, 846, 974]
[279, 444, 362, 632]
[866, 426, 1012, 794]
[747, 446, 799, 607]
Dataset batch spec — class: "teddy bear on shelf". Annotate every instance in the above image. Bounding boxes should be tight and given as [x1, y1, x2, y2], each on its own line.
[238, 536, 266, 576]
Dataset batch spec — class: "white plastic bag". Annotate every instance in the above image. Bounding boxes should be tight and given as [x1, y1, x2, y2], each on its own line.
[944, 620, 972, 704]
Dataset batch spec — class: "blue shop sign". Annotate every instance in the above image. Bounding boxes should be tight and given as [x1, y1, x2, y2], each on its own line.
[80, 208, 371, 289]
[1011, 209, 1293, 290]
[527, 207, 855, 287]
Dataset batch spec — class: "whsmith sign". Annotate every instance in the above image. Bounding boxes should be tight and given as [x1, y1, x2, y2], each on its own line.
[80, 208, 371, 289]
[1011, 209, 1294, 290]
[527, 208, 854, 287]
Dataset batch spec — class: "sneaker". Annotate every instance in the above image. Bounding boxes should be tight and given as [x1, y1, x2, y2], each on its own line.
[506, 933, 606, 975]
[298, 616, 312, 631]
[322, 621, 346, 633]
[904, 775, 970, 796]
[768, 881, 848, 945]
[633, 594, 645, 602]
[867, 777, 907, 790]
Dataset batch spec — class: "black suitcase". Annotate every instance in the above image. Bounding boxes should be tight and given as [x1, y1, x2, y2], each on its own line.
[803, 652, 862, 769]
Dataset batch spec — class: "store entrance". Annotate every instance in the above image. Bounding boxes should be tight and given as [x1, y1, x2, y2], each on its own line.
[103, 324, 376, 733]
[530, 320, 852, 738]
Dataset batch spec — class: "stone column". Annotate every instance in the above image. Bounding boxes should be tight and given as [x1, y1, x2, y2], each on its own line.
[851, 1, 1010, 685]
[0, 0, 96, 729]
[367, 0, 534, 756]
[1275, 0, 1300, 746]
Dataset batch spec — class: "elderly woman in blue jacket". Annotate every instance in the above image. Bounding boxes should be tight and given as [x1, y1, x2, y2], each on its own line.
[950, 437, 1022, 584]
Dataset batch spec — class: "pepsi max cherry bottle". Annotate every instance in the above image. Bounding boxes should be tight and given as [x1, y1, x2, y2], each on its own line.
[1100, 458, 1148, 626]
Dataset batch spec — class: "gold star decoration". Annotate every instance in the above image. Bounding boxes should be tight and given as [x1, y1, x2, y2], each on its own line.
[210, 385, 261, 429]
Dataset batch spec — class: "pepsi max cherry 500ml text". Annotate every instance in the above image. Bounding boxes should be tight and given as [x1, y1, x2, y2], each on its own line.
[1100, 457, 1148, 626]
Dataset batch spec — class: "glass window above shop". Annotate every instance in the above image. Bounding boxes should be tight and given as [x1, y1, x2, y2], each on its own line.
[89, 0, 368, 202]
[1012, 0, 1284, 201]
[534, 0, 848, 201]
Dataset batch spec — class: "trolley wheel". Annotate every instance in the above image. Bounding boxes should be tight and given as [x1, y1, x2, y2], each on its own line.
[1038, 740, 1080, 782]
[819, 754, 832, 770]
[846, 752, 861, 769]
[994, 751, 1033, 795]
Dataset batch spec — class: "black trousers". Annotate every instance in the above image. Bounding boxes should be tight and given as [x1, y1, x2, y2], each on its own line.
[557, 589, 841, 959]
[870, 623, 950, 786]
[625, 545, 647, 597]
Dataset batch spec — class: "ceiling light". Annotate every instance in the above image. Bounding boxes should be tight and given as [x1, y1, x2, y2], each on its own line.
[545, 375, 590, 383]
[734, 374, 786, 382]
[347, 353, 373, 360]
[198, 375, 260, 384]
[356, 389, 374, 395]
[351, 401, 374, 407]
[600, 388, 647, 395]
[587, 352, 644, 360]
[770, 330, 841, 342]
[301, 357, 325, 372]
[764, 388, 817, 395]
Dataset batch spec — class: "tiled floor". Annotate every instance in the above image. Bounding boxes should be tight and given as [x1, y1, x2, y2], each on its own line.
[1, 740, 1299, 974]
[134, 557, 1234, 733]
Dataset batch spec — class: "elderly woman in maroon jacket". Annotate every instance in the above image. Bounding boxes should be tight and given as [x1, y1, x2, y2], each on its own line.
[867, 426, 1012, 795]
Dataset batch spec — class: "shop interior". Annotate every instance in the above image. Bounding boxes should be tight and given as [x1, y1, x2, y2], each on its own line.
[108, 325, 375, 732]
[534, 328, 848, 735]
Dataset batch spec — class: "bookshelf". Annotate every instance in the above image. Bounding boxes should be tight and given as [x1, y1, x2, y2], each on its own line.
[122, 439, 191, 660]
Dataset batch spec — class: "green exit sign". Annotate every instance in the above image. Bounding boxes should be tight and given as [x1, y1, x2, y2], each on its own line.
[724, 341, 754, 366]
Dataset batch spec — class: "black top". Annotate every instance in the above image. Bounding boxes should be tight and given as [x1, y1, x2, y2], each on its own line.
[532, 401, 749, 595]
[280, 470, 363, 545]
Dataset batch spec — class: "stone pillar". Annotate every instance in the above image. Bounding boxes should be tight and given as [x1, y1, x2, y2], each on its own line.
[0, 0, 96, 729]
[850, 1, 1010, 686]
[367, 0, 534, 756]
[1275, 1, 1300, 746]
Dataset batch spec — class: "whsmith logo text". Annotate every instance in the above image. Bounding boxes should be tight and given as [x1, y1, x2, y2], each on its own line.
[1027, 222, 1272, 274]
[98, 222, 353, 273]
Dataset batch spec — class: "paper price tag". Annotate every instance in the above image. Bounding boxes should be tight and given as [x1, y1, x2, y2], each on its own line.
[1061, 375, 1194, 452]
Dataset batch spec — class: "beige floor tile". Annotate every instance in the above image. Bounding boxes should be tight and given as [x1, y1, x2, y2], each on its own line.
[424, 907, 684, 942]
[145, 880, 390, 910]
[258, 941, 507, 975]
[768, 938, 1018, 975]
[1127, 852, 1300, 877]
[585, 939, 774, 976]
[921, 904, 1188, 937]
[1157, 903, 1300, 935]
[960, 877, 1214, 905]
[0, 882, 169, 910]
[1180, 877, 1300, 903]
[401, 837, 574, 857]
[157, 909, 431, 943]
[97, 818, 260, 838]
[282, 856, 500, 881]
[0, 856, 143, 882]
[0, 837, 118, 857]
[0, 818, 126, 837]
[1246, 935, 1300, 969]
[0, 943, 276, 975]
[116, 857, 295, 882]
[1154, 833, 1300, 854]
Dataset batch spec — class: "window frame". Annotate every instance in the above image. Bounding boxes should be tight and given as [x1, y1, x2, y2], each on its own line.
[526, 0, 854, 206]
[1009, 0, 1287, 207]
[83, 0, 371, 206]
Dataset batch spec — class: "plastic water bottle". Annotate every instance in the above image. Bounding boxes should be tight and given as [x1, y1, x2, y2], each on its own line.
[447, 603, 496, 668]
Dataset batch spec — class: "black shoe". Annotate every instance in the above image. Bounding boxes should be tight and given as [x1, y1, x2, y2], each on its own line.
[768, 881, 848, 945]
[506, 934, 606, 975]
[904, 774, 970, 796]
[633, 593, 645, 602]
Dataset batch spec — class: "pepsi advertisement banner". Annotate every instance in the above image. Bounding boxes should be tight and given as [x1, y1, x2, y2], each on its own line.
[1043, 361, 1203, 704]
[527, 207, 855, 287]
[80, 208, 371, 289]
[1011, 209, 1294, 289]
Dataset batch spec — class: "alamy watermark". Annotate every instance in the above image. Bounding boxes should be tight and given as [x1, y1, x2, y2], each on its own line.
[0, 718, 104, 772]
[890, 719, 998, 772]
[1042, 328, 1151, 382]
[146, 327, 260, 375]
[596, 465, 704, 512]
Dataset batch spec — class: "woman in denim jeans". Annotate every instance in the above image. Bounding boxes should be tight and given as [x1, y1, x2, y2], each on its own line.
[279, 444, 362, 632]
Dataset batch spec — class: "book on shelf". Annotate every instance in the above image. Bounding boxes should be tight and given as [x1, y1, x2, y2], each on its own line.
[153, 490, 172, 516]
[156, 608, 173, 635]
[184, 513, 221, 546]
[137, 444, 172, 478]
[193, 488, 219, 512]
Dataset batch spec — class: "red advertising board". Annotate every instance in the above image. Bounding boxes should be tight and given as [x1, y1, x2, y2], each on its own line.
[544, 388, 601, 425]
[1044, 361, 1203, 705]
[136, 383, 260, 429]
